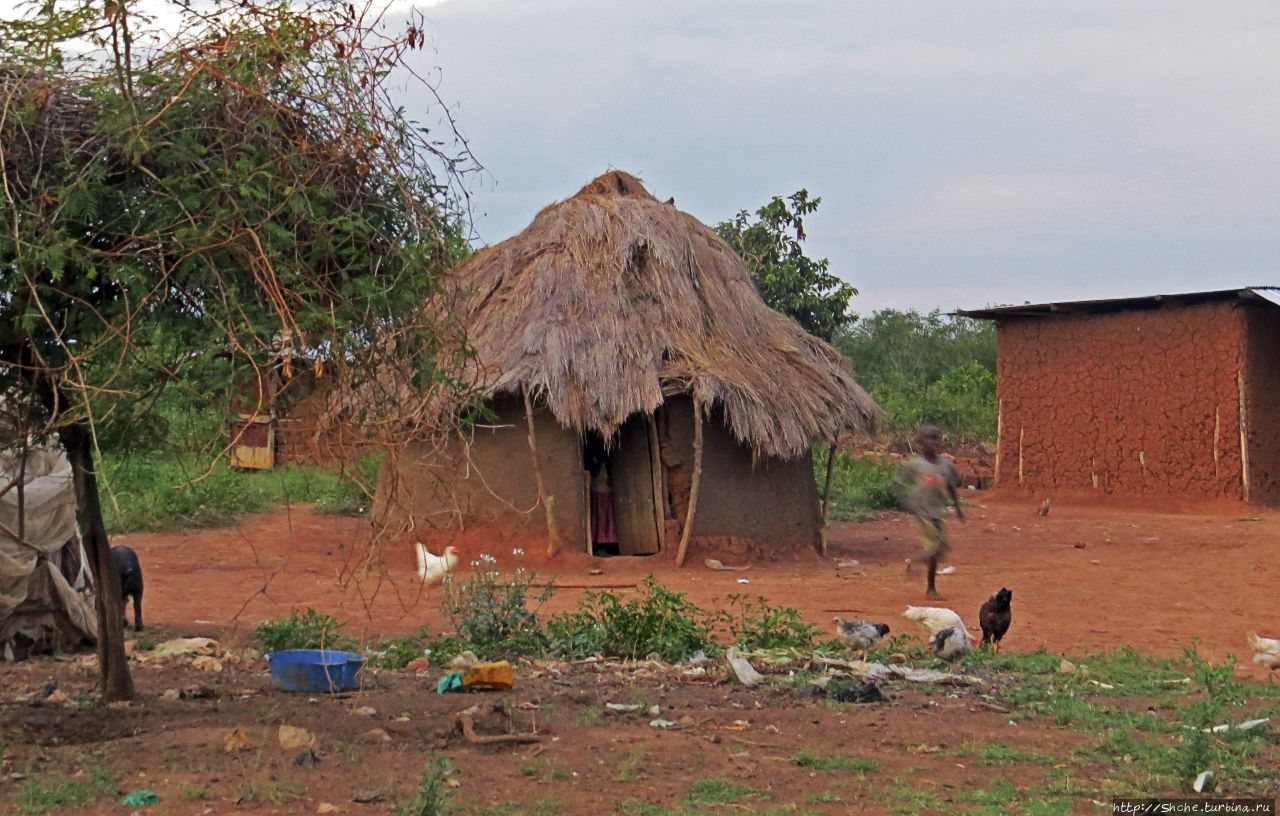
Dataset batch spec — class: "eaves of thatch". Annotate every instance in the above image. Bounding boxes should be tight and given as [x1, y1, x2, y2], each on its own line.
[437, 171, 881, 459]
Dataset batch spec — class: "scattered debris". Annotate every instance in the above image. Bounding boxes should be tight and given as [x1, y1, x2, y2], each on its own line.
[811, 656, 984, 686]
[436, 672, 464, 694]
[649, 719, 676, 728]
[939, 566, 956, 575]
[1193, 770, 1213, 793]
[605, 703, 644, 714]
[294, 748, 321, 767]
[1038, 499, 1051, 517]
[725, 647, 763, 687]
[835, 559, 860, 569]
[278, 725, 316, 750]
[352, 791, 386, 804]
[120, 789, 160, 807]
[353, 706, 378, 717]
[736, 578, 750, 585]
[827, 678, 886, 704]
[1202, 717, 1269, 734]
[462, 661, 514, 690]
[190, 655, 223, 674]
[153, 637, 219, 659]
[704, 558, 751, 571]
[360, 728, 392, 744]
[589, 567, 603, 576]
[448, 651, 480, 669]
[223, 728, 249, 753]
[455, 704, 541, 745]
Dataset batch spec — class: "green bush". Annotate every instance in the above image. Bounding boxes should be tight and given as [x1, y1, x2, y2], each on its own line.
[547, 576, 718, 662]
[441, 558, 553, 658]
[723, 595, 818, 651]
[254, 608, 356, 653]
[813, 449, 898, 521]
[365, 628, 431, 670]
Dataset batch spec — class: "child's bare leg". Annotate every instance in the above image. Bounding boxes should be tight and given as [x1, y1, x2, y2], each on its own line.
[925, 556, 942, 599]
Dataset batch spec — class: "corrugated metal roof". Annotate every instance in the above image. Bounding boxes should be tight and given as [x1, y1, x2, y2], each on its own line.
[958, 287, 1280, 319]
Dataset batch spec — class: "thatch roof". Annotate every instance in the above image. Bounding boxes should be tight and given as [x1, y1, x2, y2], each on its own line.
[441, 171, 881, 459]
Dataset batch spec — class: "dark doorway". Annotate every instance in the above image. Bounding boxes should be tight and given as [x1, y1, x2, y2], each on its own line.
[584, 415, 662, 557]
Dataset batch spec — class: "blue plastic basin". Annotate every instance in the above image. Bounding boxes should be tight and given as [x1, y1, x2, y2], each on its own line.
[266, 649, 364, 693]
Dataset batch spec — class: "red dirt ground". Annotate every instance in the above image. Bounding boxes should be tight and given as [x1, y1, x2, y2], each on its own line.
[118, 493, 1279, 678]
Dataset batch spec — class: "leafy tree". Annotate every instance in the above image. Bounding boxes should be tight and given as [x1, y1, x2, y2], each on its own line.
[835, 310, 997, 439]
[0, 0, 477, 698]
[715, 190, 856, 342]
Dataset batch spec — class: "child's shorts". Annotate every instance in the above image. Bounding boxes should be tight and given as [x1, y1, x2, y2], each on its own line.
[912, 516, 950, 559]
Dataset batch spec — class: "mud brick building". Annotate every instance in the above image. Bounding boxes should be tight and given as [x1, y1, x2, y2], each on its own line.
[961, 288, 1280, 505]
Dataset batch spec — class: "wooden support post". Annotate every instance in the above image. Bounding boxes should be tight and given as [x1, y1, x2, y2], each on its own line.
[818, 441, 838, 557]
[1213, 406, 1221, 481]
[675, 401, 704, 568]
[523, 389, 560, 558]
[1017, 427, 1025, 487]
[583, 470, 592, 554]
[1238, 372, 1250, 503]
[647, 414, 666, 552]
[993, 399, 1003, 485]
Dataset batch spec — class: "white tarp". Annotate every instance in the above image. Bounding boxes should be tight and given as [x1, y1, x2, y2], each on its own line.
[0, 447, 97, 659]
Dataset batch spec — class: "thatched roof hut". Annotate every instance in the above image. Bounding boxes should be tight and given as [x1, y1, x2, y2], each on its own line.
[441, 170, 879, 458]
[388, 171, 880, 562]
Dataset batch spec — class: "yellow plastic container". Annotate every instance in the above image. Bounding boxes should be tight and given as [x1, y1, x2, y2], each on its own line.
[461, 661, 514, 690]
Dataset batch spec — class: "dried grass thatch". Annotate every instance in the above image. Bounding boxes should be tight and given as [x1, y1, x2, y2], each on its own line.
[439, 171, 881, 459]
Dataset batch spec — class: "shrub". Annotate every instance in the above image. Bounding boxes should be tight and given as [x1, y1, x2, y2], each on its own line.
[547, 576, 718, 662]
[254, 608, 356, 653]
[366, 628, 432, 670]
[723, 595, 817, 651]
[441, 556, 553, 658]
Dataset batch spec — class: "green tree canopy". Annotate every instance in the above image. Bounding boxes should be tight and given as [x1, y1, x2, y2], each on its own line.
[715, 190, 856, 342]
[1, 0, 478, 698]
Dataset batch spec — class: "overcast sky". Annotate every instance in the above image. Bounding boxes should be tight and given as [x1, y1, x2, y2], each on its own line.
[383, 0, 1280, 313]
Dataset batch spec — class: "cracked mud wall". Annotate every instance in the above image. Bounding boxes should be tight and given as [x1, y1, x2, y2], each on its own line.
[991, 301, 1268, 502]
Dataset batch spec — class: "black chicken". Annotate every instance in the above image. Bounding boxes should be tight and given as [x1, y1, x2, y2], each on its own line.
[978, 588, 1013, 652]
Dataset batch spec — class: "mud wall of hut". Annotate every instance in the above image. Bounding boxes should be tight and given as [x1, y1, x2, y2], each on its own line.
[659, 396, 822, 553]
[379, 397, 586, 550]
[991, 301, 1261, 502]
[1243, 302, 1280, 505]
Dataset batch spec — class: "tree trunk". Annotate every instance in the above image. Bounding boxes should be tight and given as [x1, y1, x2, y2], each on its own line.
[60, 424, 135, 701]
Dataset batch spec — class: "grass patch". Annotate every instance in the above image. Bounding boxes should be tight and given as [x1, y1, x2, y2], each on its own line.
[614, 748, 649, 782]
[100, 451, 380, 533]
[16, 766, 116, 814]
[685, 778, 766, 806]
[792, 750, 882, 774]
[954, 741, 1054, 766]
[396, 757, 453, 816]
[881, 780, 943, 815]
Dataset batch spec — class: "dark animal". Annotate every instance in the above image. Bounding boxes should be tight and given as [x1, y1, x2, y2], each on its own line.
[979, 587, 1013, 652]
[110, 545, 144, 631]
[834, 619, 891, 660]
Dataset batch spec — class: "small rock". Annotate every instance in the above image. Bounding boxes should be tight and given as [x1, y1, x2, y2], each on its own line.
[44, 690, 71, 705]
[677, 715, 696, 728]
[589, 568, 603, 576]
[1059, 659, 1076, 675]
[889, 653, 908, 665]
[161, 689, 181, 702]
[353, 706, 377, 717]
[278, 725, 316, 750]
[649, 719, 676, 729]
[647, 704, 661, 717]
[1090, 559, 1101, 565]
[360, 728, 392, 744]
[317, 803, 340, 814]
[1073, 542, 1086, 549]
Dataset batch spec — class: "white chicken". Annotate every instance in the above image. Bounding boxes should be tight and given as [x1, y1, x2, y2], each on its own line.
[903, 605, 973, 641]
[1247, 632, 1280, 682]
[415, 543, 459, 586]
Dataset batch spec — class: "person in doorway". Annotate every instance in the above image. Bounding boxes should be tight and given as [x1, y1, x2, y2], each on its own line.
[899, 425, 965, 599]
[586, 440, 619, 557]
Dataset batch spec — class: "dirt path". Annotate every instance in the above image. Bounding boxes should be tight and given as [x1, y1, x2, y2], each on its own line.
[118, 494, 1279, 677]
